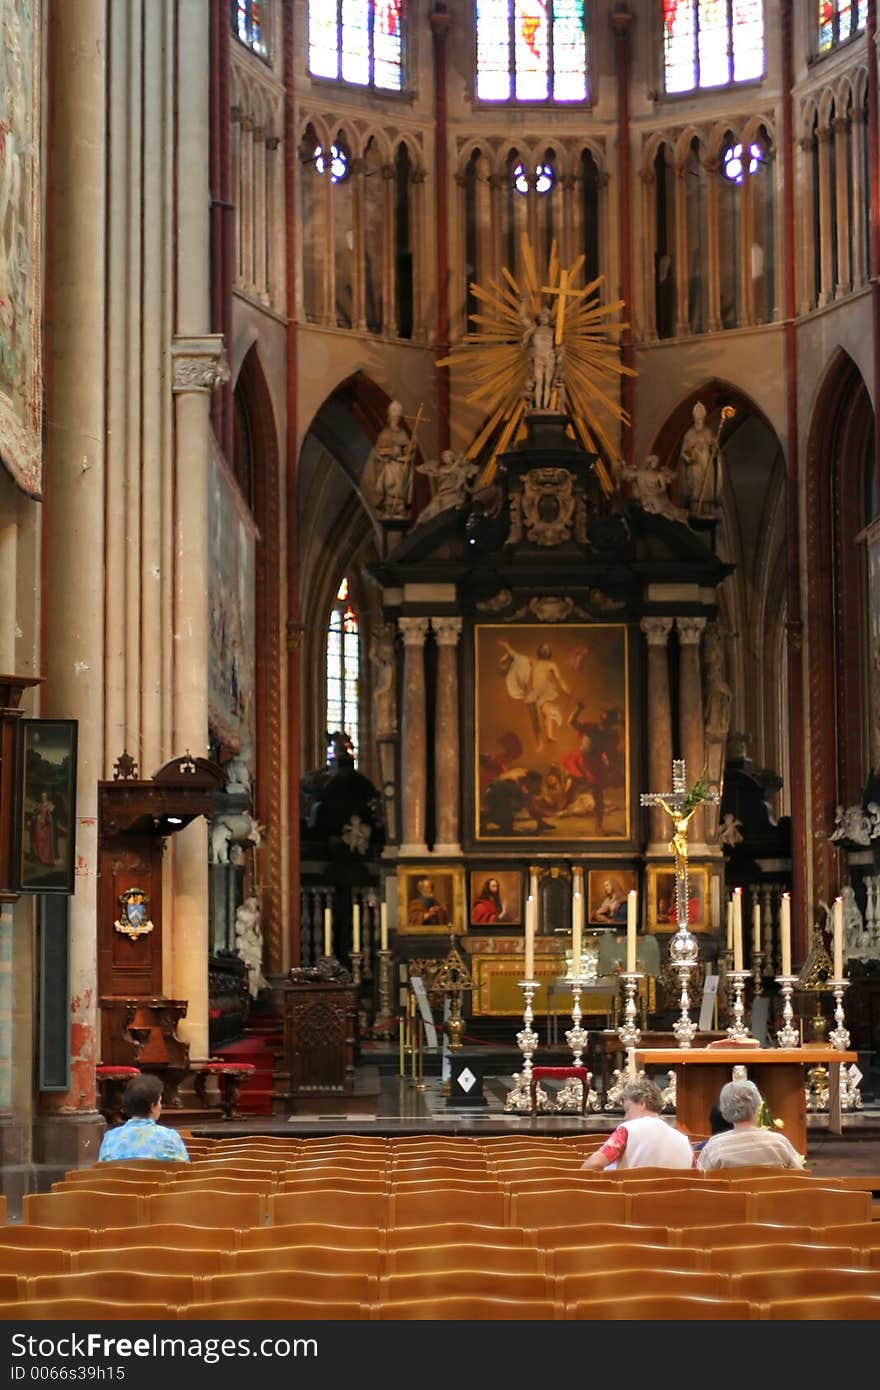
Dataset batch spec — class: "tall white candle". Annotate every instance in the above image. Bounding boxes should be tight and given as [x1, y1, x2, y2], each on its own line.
[524, 895, 536, 981]
[732, 888, 743, 972]
[571, 882, 583, 979]
[323, 907, 333, 958]
[780, 892, 791, 976]
[833, 895, 843, 980]
[726, 899, 734, 952]
[626, 890, 637, 973]
[380, 901, 388, 952]
[752, 901, 762, 955]
[352, 902, 361, 954]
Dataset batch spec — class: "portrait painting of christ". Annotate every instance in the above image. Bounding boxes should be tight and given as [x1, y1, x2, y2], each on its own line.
[474, 623, 630, 842]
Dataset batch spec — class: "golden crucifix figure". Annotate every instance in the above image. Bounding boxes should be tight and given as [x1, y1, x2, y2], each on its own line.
[654, 800, 701, 878]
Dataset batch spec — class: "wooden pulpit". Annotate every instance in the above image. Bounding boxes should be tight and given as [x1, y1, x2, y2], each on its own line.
[283, 966, 357, 1112]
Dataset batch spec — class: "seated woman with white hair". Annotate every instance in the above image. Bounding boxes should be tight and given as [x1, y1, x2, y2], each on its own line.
[696, 1079, 804, 1171]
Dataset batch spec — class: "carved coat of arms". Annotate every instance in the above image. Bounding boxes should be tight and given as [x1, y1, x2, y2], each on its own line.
[520, 467, 576, 546]
[115, 887, 155, 941]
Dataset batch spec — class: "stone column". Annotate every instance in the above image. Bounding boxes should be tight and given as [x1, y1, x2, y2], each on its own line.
[705, 158, 722, 332]
[36, 0, 107, 1164]
[398, 617, 429, 856]
[817, 125, 833, 307]
[170, 0, 228, 1063]
[641, 618, 674, 850]
[0, 525, 15, 1119]
[798, 137, 816, 314]
[833, 116, 851, 297]
[432, 618, 462, 855]
[851, 110, 867, 288]
[676, 617, 707, 847]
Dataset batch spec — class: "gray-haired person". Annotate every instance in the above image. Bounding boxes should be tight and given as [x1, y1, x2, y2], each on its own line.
[582, 1077, 694, 1171]
[696, 1079, 804, 1170]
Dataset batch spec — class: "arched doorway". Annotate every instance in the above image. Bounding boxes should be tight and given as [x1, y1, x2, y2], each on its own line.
[805, 351, 875, 902]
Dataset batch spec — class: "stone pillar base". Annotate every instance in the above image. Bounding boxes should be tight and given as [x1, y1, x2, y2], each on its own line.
[32, 1111, 105, 1170]
[397, 843, 429, 858]
[429, 843, 462, 857]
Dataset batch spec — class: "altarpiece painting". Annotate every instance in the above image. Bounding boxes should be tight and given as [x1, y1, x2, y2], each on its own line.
[475, 623, 630, 842]
[0, 0, 43, 497]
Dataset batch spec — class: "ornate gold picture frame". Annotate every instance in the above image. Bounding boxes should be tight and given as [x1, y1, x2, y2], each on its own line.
[646, 862, 710, 933]
[397, 865, 465, 935]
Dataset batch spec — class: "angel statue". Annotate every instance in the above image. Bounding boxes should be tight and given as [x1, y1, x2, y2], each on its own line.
[234, 896, 267, 998]
[416, 449, 479, 524]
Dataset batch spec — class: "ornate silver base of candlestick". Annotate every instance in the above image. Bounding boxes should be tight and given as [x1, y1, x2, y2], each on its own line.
[669, 927, 700, 1048]
[372, 948, 395, 1039]
[726, 970, 753, 1041]
[617, 972, 644, 1047]
[752, 950, 764, 995]
[350, 950, 363, 988]
[841, 1065, 863, 1110]
[660, 1069, 677, 1112]
[557, 976, 600, 1112]
[504, 980, 550, 1112]
[828, 978, 851, 1050]
[775, 974, 800, 1048]
[604, 1066, 646, 1112]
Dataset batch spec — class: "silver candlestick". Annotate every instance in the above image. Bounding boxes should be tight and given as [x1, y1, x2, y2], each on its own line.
[617, 972, 644, 1047]
[828, 978, 851, 1050]
[775, 974, 800, 1048]
[372, 948, 394, 1040]
[727, 969, 753, 1041]
[350, 949, 363, 988]
[752, 950, 764, 995]
[565, 977, 589, 1065]
[669, 927, 700, 1047]
[504, 980, 549, 1112]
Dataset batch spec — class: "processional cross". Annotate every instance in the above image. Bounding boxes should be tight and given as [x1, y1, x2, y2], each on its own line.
[640, 759, 719, 933]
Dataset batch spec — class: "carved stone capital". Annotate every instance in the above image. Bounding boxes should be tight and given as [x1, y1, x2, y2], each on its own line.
[798, 137, 814, 153]
[816, 125, 832, 144]
[832, 116, 849, 135]
[676, 616, 707, 645]
[382, 163, 396, 180]
[640, 616, 673, 646]
[432, 616, 463, 646]
[265, 135, 281, 151]
[411, 168, 428, 185]
[399, 617, 430, 647]
[171, 335, 231, 394]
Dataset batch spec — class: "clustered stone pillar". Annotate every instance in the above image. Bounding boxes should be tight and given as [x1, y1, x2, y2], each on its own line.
[641, 618, 674, 848]
[677, 617, 707, 847]
[432, 617, 462, 855]
[398, 617, 429, 856]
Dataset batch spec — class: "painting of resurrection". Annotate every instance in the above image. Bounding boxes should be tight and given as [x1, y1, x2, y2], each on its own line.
[0, 0, 43, 496]
[475, 624, 629, 841]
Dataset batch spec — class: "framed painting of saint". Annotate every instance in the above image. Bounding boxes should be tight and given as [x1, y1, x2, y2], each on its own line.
[587, 868, 638, 926]
[474, 623, 630, 843]
[14, 719, 78, 894]
[469, 869, 522, 927]
[646, 863, 710, 932]
[397, 866, 464, 935]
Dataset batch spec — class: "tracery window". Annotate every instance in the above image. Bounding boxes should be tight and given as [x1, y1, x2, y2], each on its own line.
[818, 0, 867, 54]
[232, 0, 271, 61]
[308, 1, 404, 92]
[663, 0, 764, 95]
[326, 578, 360, 761]
[476, 1, 588, 103]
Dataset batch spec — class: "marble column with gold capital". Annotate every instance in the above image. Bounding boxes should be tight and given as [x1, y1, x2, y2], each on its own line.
[641, 618, 674, 850]
[398, 617, 430, 856]
[676, 616, 708, 848]
[432, 617, 462, 855]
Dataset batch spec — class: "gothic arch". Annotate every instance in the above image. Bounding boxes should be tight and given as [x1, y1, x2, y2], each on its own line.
[804, 350, 875, 902]
[233, 343, 284, 973]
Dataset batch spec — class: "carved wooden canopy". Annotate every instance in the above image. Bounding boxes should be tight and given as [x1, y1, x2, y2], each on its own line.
[99, 751, 226, 839]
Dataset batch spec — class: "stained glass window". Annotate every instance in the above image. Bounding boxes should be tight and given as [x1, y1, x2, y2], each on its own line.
[326, 578, 360, 762]
[476, 1, 588, 103]
[818, 0, 867, 53]
[663, 0, 764, 94]
[308, 1, 404, 92]
[232, 0, 270, 61]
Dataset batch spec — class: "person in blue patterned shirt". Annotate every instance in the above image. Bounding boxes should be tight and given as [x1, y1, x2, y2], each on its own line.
[98, 1073, 190, 1163]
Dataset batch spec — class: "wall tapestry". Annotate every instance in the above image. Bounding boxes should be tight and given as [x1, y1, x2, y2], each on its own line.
[209, 445, 256, 753]
[0, 0, 43, 496]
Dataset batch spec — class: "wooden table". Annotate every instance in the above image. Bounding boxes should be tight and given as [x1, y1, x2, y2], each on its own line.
[634, 1047, 858, 1154]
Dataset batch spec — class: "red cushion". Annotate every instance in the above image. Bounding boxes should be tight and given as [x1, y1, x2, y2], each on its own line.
[96, 1066, 140, 1077]
[531, 1066, 590, 1081]
[201, 1061, 256, 1075]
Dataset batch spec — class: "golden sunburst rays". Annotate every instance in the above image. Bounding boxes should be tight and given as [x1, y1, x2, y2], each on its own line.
[436, 234, 637, 494]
